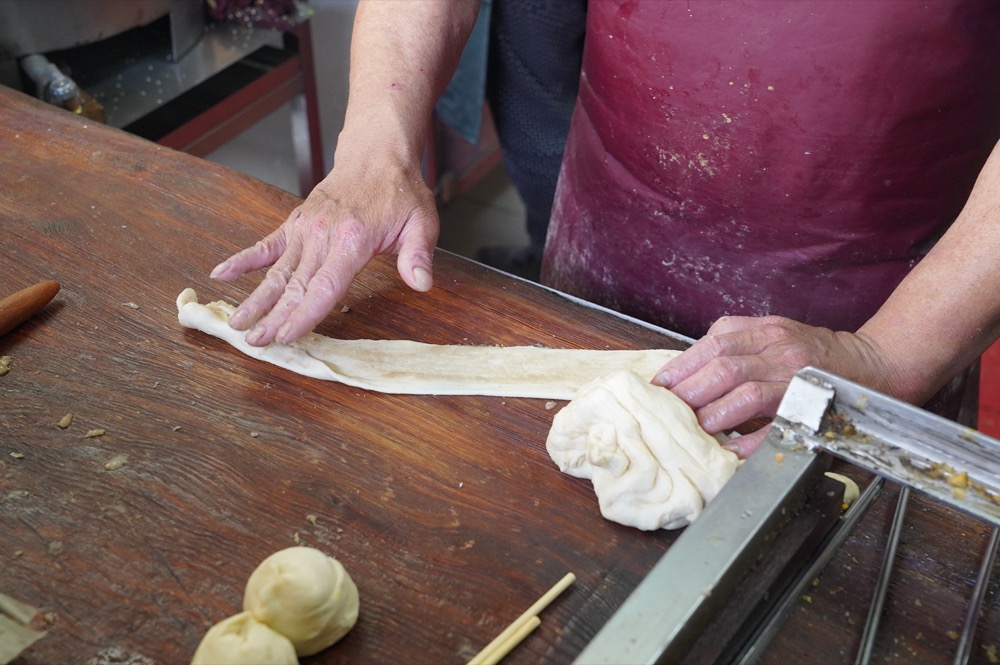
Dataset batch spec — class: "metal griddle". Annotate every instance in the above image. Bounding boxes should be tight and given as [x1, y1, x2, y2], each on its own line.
[578, 366, 1000, 664]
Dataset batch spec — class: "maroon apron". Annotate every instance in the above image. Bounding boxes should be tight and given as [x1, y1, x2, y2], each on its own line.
[543, 0, 1000, 340]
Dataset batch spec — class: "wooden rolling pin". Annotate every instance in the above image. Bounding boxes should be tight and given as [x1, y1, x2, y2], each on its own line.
[0, 280, 60, 337]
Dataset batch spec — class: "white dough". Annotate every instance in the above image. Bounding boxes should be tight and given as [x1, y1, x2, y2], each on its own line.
[243, 546, 359, 657]
[546, 370, 740, 530]
[176, 289, 679, 400]
[190, 612, 297, 665]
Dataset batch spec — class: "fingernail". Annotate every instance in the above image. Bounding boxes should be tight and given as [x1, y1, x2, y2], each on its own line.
[413, 267, 432, 291]
[245, 325, 265, 346]
[210, 261, 228, 279]
[652, 370, 672, 387]
[229, 309, 248, 328]
[275, 322, 293, 344]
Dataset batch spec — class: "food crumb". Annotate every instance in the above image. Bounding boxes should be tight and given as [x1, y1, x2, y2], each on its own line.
[545, 401, 557, 410]
[983, 644, 998, 663]
[172, 425, 181, 432]
[801, 594, 813, 604]
[10, 452, 24, 459]
[340, 306, 350, 313]
[306, 514, 318, 525]
[250, 431, 260, 438]
[0, 356, 12, 376]
[774, 453, 785, 463]
[947, 471, 968, 488]
[57, 414, 73, 429]
[947, 630, 960, 640]
[121, 302, 140, 309]
[293, 532, 301, 544]
[459, 481, 464, 489]
[48, 540, 64, 556]
[83, 428, 106, 439]
[104, 454, 128, 471]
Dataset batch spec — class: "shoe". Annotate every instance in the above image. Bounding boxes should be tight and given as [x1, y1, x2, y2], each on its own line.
[476, 244, 543, 281]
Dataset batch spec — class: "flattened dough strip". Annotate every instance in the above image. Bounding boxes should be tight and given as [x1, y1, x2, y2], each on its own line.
[176, 289, 679, 400]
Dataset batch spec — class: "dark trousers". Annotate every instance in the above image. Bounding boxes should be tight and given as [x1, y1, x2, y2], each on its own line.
[486, 0, 587, 253]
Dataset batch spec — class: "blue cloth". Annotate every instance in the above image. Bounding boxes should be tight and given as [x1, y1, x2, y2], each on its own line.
[434, 0, 491, 144]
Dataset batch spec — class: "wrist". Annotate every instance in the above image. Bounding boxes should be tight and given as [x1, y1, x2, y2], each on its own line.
[337, 101, 429, 165]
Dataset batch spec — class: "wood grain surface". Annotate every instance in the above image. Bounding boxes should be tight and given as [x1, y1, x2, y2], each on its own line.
[2, 84, 998, 665]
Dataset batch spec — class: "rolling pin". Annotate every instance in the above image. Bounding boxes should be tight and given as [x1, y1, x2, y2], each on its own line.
[0, 280, 60, 337]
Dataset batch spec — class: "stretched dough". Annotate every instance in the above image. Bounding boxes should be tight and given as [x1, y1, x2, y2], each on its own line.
[176, 289, 679, 400]
[546, 370, 739, 530]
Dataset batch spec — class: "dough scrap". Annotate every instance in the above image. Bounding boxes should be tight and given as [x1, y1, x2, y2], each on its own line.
[825, 472, 861, 507]
[190, 612, 297, 665]
[243, 546, 359, 657]
[546, 370, 740, 530]
[176, 289, 679, 400]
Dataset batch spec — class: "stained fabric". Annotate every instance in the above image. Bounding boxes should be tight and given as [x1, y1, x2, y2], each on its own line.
[542, 0, 1000, 340]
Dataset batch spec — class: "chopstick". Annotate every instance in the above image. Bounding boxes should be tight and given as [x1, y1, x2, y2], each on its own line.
[467, 572, 576, 665]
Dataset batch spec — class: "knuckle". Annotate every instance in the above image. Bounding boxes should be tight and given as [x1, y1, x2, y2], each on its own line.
[261, 265, 293, 296]
[334, 217, 372, 255]
[734, 381, 767, 410]
[283, 274, 309, 299]
[305, 270, 344, 302]
[700, 334, 730, 358]
[707, 356, 742, 385]
[708, 315, 735, 332]
[782, 347, 813, 370]
[760, 321, 795, 343]
[264, 263, 292, 285]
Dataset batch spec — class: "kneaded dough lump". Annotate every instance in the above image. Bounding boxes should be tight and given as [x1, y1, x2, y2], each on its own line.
[244, 546, 360, 656]
[190, 611, 297, 665]
[546, 370, 740, 530]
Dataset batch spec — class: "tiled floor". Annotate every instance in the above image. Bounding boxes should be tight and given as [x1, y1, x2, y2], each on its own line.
[203, 0, 1000, 439]
[436, 166, 529, 260]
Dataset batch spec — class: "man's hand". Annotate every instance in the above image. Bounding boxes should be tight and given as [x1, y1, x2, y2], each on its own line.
[651, 315, 891, 457]
[210, 162, 438, 346]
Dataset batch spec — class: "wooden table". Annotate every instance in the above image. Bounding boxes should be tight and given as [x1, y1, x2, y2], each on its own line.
[1, 84, 998, 664]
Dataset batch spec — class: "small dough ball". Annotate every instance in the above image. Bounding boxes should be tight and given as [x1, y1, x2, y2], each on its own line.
[191, 611, 297, 665]
[243, 546, 359, 656]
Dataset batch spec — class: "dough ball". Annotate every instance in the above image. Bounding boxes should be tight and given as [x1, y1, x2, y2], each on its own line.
[546, 370, 739, 530]
[190, 611, 297, 665]
[243, 546, 359, 656]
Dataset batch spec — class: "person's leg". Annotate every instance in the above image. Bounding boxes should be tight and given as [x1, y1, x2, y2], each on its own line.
[480, 0, 587, 280]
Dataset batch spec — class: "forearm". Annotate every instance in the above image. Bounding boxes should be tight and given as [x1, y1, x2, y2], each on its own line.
[858, 139, 1000, 403]
[335, 0, 479, 171]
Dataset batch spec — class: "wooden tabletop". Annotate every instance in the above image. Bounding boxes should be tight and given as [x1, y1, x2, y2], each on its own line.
[2, 84, 998, 665]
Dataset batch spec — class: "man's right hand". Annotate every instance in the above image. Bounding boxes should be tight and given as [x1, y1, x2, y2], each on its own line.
[210, 158, 439, 347]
